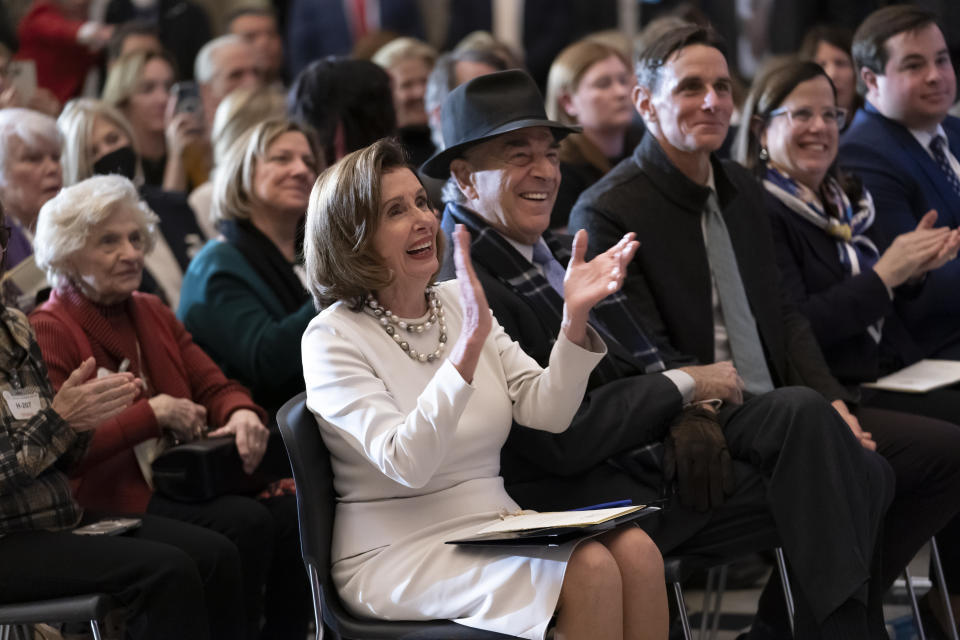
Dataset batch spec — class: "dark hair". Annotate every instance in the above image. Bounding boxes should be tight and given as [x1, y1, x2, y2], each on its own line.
[799, 24, 853, 61]
[304, 138, 443, 310]
[852, 5, 939, 77]
[798, 24, 863, 113]
[734, 58, 862, 203]
[225, 5, 276, 29]
[287, 57, 397, 168]
[634, 23, 727, 94]
[107, 20, 161, 63]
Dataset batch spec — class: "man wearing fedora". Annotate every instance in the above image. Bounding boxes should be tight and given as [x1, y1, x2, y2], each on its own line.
[424, 68, 895, 639]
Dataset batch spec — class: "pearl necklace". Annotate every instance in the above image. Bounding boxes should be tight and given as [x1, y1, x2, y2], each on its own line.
[365, 288, 447, 363]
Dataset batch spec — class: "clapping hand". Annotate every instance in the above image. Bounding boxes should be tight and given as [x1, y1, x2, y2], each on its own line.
[448, 224, 491, 383]
[874, 210, 960, 288]
[561, 230, 639, 347]
[52, 358, 139, 431]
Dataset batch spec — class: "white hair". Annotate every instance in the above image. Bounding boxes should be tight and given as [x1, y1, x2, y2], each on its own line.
[0, 108, 62, 189]
[34, 175, 158, 290]
[195, 34, 248, 85]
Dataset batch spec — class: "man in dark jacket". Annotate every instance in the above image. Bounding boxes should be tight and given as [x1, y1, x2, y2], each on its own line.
[570, 22, 960, 638]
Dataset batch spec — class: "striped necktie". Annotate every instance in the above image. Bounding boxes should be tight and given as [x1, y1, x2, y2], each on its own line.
[930, 135, 960, 197]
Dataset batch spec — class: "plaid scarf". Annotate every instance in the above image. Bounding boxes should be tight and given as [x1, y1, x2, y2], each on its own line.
[445, 203, 666, 381]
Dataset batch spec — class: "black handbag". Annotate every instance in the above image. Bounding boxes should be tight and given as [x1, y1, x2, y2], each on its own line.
[151, 436, 269, 502]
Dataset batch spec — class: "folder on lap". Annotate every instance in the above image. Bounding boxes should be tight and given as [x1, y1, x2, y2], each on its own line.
[861, 359, 960, 394]
[446, 505, 659, 547]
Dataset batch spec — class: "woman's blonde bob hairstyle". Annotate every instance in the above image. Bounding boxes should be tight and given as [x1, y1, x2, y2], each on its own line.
[304, 137, 443, 311]
[545, 39, 631, 125]
[102, 50, 177, 110]
[371, 36, 437, 71]
[211, 118, 319, 226]
[57, 98, 143, 186]
[210, 85, 286, 167]
[34, 174, 158, 291]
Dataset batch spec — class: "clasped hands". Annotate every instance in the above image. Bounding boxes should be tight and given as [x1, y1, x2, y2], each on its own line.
[149, 395, 269, 474]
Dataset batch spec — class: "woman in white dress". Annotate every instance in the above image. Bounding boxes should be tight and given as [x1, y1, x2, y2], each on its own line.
[300, 138, 668, 640]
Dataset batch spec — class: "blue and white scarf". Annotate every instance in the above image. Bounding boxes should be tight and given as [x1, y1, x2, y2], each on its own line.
[763, 166, 883, 342]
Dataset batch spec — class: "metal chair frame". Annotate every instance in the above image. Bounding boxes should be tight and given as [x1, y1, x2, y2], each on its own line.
[904, 537, 958, 640]
[0, 594, 111, 640]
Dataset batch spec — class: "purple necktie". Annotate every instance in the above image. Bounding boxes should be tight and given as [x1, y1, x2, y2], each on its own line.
[531, 241, 567, 296]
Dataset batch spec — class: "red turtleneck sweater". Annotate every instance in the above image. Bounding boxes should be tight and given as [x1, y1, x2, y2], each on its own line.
[29, 286, 264, 512]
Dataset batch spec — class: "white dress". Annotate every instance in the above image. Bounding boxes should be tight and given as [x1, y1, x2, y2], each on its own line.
[301, 280, 606, 639]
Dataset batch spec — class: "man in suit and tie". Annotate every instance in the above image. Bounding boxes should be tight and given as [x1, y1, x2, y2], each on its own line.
[840, 5, 960, 359]
[425, 67, 897, 639]
[568, 23, 960, 639]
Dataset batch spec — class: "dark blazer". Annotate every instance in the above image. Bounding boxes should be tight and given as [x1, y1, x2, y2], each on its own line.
[285, 0, 424, 78]
[438, 204, 688, 518]
[104, 0, 211, 82]
[569, 134, 853, 403]
[766, 191, 923, 385]
[839, 104, 960, 358]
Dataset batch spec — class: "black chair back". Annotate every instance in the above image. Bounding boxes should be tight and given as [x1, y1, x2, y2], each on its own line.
[276, 392, 516, 640]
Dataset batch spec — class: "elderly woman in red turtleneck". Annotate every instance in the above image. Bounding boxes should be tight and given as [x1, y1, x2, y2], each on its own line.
[27, 174, 282, 639]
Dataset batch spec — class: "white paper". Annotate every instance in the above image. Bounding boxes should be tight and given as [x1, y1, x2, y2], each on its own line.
[862, 359, 960, 394]
[476, 505, 650, 534]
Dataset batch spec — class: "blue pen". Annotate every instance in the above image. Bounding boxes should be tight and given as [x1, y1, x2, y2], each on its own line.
[571, 499, 633, 511]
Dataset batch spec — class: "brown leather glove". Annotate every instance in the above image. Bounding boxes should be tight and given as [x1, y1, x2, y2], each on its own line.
[662, 405, 736, 511]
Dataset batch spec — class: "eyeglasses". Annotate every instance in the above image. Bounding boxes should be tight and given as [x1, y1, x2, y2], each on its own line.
[768, 106, 848, 130]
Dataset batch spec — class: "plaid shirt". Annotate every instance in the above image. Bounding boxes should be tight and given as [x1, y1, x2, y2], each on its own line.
[445, 203, 670, 473]
[446, 203, 666, 380]
[0, 307, 85, 535]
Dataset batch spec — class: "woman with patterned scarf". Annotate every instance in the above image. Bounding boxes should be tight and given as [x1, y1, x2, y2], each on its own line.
[736, 58, 960, 634]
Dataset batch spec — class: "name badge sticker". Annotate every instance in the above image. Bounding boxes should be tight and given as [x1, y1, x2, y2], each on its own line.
[3, 390, 41, 420]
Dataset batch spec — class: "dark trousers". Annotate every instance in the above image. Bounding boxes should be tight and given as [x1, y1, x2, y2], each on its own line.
[0, 513, 244, 640]
[260, 494, 312, 640]
[508, 386, 894, 638]
[857, 406, 960, 590]
[718, 387, 893, 638]
[863, 386, 960, 592]
[147, 493, 273, 640]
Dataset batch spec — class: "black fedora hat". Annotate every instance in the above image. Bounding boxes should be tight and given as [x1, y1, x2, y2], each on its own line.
[420, 69, 581, 179]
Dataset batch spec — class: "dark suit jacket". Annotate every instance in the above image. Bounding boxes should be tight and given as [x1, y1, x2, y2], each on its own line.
[839, 104, 960, 358]
[105, 0, 211, 82]
[569, 134, 853, 404]
[766, 191, 923, 386]
[285, 0, 424, 78]
[438, 205, 686, 516]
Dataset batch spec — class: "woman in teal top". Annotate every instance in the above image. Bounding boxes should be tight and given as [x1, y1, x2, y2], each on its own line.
[178, 118, 320, 418]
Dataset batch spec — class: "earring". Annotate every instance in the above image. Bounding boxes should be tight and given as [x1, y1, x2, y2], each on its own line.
[759, 146, 769, 161]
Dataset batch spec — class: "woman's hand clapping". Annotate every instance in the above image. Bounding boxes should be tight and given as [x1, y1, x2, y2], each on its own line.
[874, 210, 960, 289]
[561, 230, 639, 347]
[52, 358, 139, 431]
[449, 224, 491, 383]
